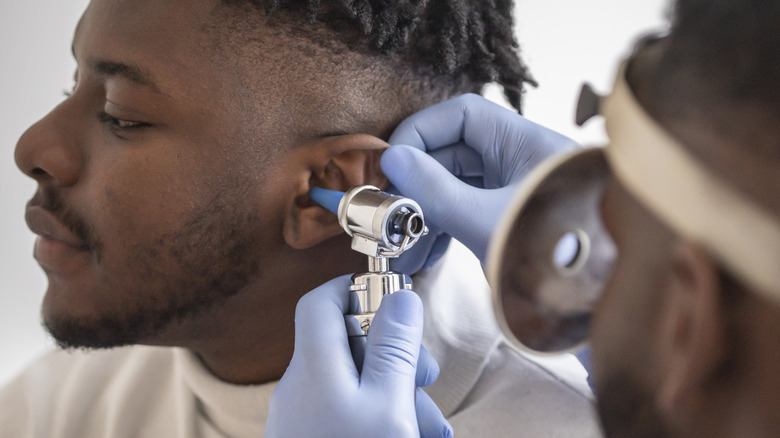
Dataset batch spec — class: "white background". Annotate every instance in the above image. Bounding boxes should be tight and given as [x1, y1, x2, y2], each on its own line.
[0, 0, 669, 385]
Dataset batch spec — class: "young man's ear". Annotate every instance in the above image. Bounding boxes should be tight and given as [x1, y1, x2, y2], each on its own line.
[282, 134, 389, 250]
[656, 240, 726, 419]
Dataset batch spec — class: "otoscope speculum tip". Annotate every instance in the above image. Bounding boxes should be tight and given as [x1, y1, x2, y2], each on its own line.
[310, 187, 344, 215]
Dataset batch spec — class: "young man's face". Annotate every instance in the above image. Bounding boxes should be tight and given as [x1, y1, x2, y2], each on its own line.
[14, 0, 371, 349]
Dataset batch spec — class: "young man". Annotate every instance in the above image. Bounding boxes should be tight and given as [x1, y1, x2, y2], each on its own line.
[1, 1, 598, 436]
[271, 0, 780, 436]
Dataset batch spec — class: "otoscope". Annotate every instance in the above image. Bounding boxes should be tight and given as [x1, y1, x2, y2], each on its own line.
[310, 185, 428, 372]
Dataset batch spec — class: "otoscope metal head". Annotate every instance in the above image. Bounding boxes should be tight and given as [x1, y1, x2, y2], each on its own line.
[312, 185, 429, 260]
[340, 185, 428, 259]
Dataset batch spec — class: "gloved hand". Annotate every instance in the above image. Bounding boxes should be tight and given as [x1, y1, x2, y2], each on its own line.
[385, 94, 579, 267]
[265, 275, 452, 438]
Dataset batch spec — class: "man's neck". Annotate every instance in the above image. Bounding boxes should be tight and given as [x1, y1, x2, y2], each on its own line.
[137, 278, 297, 384]
[147, 243, 365, 384]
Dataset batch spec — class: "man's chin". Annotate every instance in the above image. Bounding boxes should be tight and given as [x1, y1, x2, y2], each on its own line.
[43, 314, 152, 350]
[41, 283, 232, 350]
[596, 372, 671, 438]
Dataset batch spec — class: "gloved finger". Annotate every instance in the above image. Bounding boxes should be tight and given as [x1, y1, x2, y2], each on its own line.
[381, 145, 477, 228]
[361, 290, 424, 394]
[574, 346, 595, 391]
[292, 275, 354, 371]
[486, 123, 580, 187]
[389, 225, 445, 275]
[416, 388, 453, 438]
[388, 93, 518, 154]
[428, 143, 484, 182]
[416, 345, 440, 388]
[422, 234, 452, 270]
[381, 145, 497, 260]
[386, 144, 485, 190]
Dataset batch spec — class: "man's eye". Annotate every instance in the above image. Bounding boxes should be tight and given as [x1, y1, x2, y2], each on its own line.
[98, 111, 148, 131]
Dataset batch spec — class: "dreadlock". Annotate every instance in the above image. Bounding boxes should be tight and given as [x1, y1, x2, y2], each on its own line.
[225, 0, 535, 113]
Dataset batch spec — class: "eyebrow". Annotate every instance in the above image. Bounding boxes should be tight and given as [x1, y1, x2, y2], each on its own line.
[89, 58, 164, 94]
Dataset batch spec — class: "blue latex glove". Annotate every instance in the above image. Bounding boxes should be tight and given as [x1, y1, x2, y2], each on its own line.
[385, 93, 580, 267]
[265, 276, 452, 438]
[574, 346, 595, 392]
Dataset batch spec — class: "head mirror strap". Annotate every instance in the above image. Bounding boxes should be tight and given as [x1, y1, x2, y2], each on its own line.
[602, 61, 780, 302]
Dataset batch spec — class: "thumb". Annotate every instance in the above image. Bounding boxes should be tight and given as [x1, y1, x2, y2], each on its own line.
[381, 145, 497, 260]
[360, 290, 424, 394]
[416, 388, 453, 438]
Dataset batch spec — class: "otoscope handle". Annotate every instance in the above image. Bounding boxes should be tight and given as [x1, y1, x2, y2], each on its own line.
[345, 270, 412, 372]
[346, 318, 370, 372]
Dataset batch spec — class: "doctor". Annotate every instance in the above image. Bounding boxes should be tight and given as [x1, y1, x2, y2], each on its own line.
[266, 0, 780, 436]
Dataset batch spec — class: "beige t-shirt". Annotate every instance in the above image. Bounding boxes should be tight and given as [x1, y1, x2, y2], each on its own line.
[0, 346, 274, 438]
[0, 243, 602, 437]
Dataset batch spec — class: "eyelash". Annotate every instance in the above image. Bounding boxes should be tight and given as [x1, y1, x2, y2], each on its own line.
[61, 89, 148, 132]
[98, 111, 147, 131]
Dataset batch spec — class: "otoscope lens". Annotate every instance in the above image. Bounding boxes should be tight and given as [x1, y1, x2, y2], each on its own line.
[405, 214, 424, 237]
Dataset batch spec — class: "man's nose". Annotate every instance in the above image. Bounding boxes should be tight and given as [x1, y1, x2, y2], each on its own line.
[14, 101, 84, 187]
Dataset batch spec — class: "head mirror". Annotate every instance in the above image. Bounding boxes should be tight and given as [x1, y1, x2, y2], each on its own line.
[487, 147, 616, 354]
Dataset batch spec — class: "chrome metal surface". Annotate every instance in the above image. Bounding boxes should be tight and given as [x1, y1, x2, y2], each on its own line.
[335, 185, 426, 370]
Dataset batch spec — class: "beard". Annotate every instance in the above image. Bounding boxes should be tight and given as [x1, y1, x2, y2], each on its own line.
[596, 369, 672, 438]
[39, 187, 263, 350]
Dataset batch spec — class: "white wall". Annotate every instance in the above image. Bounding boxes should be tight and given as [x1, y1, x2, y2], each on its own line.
[0, 0, 669, 386]
[0, 0, 91, 385]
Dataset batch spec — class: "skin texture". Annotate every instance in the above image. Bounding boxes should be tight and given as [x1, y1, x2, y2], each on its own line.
[15, 0, 430, 384]
[592, 179, 675, 438]
[592, 42, 780, 438]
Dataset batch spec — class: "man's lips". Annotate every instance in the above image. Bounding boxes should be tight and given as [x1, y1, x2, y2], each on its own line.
[25, 205, 88, 250]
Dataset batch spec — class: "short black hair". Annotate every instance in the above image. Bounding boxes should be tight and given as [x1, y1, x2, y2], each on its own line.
[646, 0, 780, 155]
[631, 0, 780, 214]
[665, 0, 780, 113]
[221, 0, 535, 113]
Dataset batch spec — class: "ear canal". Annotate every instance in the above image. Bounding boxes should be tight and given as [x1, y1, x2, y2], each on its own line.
[283, 134, 389, 250]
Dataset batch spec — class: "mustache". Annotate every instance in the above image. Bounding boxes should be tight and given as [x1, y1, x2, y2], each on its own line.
[28, 188, 99, 252]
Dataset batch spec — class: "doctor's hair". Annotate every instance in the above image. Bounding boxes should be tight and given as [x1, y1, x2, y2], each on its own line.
[635, 0, 780, 209]
[218, 0, 535, 113]
[667, 0, 779, 110]
[646, 0, 780, 152]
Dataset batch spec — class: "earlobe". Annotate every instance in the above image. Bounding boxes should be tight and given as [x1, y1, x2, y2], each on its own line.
[282, 134, 389, 250]
[657, 241, 725, 417]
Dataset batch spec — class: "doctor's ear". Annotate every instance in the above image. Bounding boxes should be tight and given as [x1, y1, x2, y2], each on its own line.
[282, 134, 389, 250]
[656, 241, 726, 417]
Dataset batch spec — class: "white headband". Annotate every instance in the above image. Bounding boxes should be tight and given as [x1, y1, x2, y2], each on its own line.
[603, 62, 780, 302]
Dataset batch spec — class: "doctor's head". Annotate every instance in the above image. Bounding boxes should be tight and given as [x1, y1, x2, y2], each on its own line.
[591, 0, 780, 436]
[13, 0, 528, 358]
